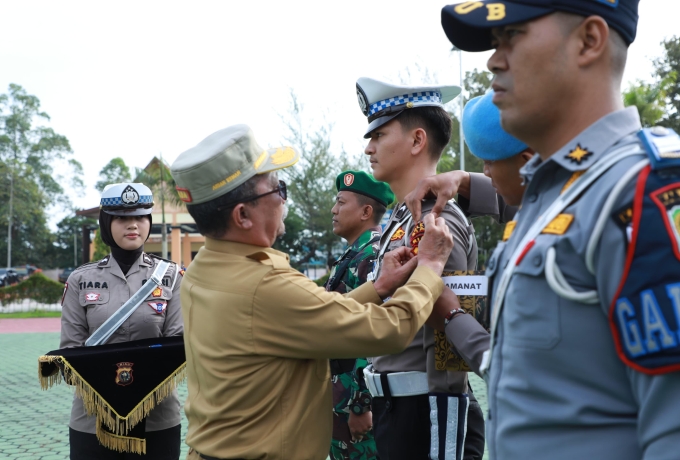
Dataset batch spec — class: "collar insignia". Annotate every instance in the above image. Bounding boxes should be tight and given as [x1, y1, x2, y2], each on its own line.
[565, 145, 593, 165]
[98, 255, 110, 267]
[502, 221, 516, 242]
[143, 254, 152, 265]
[115, 362, 134, 386]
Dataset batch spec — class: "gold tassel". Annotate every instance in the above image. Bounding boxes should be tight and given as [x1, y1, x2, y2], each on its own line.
[96, 423, 146, 455]
[39, 354, 186, 439]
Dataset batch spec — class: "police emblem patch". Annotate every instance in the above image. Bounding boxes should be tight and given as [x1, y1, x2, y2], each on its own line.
[356, 83, 369, 116]
[115, 362, 134, 386]
[410, 221, 426, 255]
[148, 301, 167, 314]
[650, 183, 680, 260]
[152, 287, 162, 298]
[85, 292, 100, 302]
[565, 145, 593, 165]
[121, 185, 140, 206]
[344, 173, 354, 186]
[390, 227, 405, 241]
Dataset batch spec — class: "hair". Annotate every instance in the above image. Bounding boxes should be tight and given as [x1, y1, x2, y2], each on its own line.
[186, 174, 266, 238]
[354, 193, 387, 225]
[396, 106, 453, 160]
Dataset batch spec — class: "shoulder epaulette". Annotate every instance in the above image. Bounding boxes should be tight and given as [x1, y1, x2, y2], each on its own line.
[148, 253, 177, 265]
[72, 258, 107, 274]
[638, 126, 680, 170]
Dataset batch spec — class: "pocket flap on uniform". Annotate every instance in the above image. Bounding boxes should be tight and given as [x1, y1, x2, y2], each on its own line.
[485, 241, 506, 278]
[79, 290, 110, 306]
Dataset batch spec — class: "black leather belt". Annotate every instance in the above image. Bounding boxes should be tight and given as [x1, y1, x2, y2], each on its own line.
[330, 358, 356, 376]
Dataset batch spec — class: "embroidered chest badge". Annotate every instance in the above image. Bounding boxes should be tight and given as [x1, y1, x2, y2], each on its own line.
[152, 287, 162, 298]
[148, 301, 167, 314]
[115, 362, 134, 386]
[410, 221, 426, 255]
[650, 184, 680, 259]
[391, 227, 405, 241]
[565, 144, 593, 165]
[85, 292, 100, 302]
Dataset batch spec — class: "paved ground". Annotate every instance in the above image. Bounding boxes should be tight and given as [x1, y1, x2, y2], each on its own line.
[0, 320, 488, 459]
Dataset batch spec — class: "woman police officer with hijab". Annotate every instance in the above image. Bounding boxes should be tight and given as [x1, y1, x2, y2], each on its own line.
[60, 183, 184, 459]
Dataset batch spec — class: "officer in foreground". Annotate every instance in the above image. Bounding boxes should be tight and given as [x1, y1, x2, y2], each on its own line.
[170, 124, 456, 460]
[326, 170, 394, 460]
[431, 1, 680, 459]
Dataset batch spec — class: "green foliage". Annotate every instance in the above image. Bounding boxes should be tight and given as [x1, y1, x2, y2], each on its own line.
[0, 273, 65, 307]
[624, 78, 675, 127]
[133, 157, 185, 209]
[653, 36, 680, 132]
[96, 157, 132, 191]
[438, 68, 503, 268]
[0, 83, 83, 266]
[51, 215, 97, 268]
[92, 229, 109, 261]
[314, 272, 330, 287]
[274, 91, 344, 269]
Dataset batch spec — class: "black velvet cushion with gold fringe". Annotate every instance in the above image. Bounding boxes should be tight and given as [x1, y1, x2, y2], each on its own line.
[39, 335, 186, 454]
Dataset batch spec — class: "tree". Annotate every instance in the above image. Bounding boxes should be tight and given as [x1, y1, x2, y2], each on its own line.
[436, 68, 503, 268]
[0, 84, 83, 267]
[50, 214, 98, 268]
[96, 157, 132, 191]
[273, 92, 352, 271]
[653, 36, 680, 132]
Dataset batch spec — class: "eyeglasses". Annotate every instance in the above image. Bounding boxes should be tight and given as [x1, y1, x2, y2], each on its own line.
[217, 180, 287, 211]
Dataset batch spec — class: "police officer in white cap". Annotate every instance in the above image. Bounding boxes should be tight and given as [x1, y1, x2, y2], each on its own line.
[61, 182, 184, 459]
[355, 77, 485, 460]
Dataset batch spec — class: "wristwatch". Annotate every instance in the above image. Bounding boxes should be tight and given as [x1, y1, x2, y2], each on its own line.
[444, 308, 467, 326]
[350, 392, 373, 415]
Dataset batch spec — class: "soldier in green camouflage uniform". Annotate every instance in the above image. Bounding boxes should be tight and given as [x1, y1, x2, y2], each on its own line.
[326, 170, 394, 460]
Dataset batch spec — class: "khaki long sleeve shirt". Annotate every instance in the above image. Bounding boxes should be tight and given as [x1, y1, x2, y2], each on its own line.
[181, 238, 443, 460]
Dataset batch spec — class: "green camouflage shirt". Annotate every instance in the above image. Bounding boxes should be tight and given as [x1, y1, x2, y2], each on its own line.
[326, 227, 381, 460]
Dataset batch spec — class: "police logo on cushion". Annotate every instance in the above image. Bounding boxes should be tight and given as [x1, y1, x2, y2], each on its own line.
[115, 362, 134, 386]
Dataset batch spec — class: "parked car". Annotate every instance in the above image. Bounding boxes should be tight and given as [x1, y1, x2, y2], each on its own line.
[0, 268, 20, 287]
[59, 267, 75, 284]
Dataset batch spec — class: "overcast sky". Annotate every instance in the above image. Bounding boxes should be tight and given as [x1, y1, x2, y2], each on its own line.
[0, 0, 676, 226]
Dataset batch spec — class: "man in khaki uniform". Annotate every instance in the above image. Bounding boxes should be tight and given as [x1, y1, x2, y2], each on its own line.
[170, 124, 456, 460]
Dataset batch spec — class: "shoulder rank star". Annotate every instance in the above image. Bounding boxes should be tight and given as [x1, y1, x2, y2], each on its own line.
[565, 144, 593, 165]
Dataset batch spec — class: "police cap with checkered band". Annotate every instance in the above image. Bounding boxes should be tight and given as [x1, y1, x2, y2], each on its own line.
[100, 183, 154, 216]
[170, 124, 300, 205]
[356, 77, 461, 138]
[441, 0, 639, 52]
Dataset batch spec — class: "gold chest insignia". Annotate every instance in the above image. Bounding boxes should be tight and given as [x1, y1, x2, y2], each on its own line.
[502, 221, 516, 242]
[115, 362, 134, 386]
[390, 227, 406, 241]
[152, 287, 162, 298]
[565, 144, 593, 165]
[542, 214, 575, 235]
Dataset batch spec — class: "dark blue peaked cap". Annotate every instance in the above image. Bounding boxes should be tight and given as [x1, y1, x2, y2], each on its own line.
[441, 0, 639, 52]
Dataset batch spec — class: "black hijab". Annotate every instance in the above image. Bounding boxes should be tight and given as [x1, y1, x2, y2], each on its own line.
[99, 210, 153, 275]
